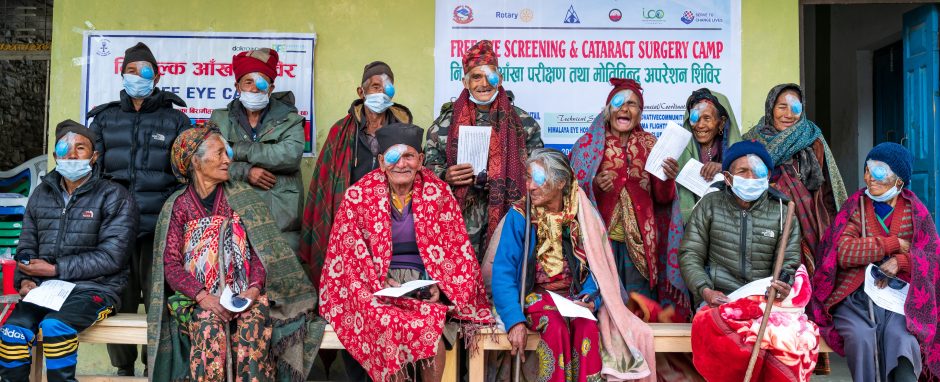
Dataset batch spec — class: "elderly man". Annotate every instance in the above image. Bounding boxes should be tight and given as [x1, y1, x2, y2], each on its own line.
[424, 40, 543, 259]
[680, 140, 819, 381]
[211, 48, 305, 253]
[301, 61, 413, 282]
[86, 42, 189, 376]
[320, 123, 493, 382]
[0, 120, 137, 382]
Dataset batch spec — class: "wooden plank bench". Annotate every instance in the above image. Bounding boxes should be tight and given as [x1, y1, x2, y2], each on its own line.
[30, 313, 147, 382]
[322, 324, 459, 382]
[468, 323, 833, 381]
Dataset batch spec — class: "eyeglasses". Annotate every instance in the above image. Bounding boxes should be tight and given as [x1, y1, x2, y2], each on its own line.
[870, 266, 907, 290]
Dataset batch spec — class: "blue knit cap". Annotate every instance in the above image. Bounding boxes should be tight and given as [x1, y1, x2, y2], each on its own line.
[866, 142, 912, 186]
[722, 140, 774, 172]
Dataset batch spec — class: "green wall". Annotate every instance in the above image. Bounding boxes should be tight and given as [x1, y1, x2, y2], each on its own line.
[49, 0, 800, 182]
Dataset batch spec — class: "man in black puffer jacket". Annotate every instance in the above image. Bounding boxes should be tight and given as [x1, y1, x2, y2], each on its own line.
[0, 120, 137, 382]
[86, 42, 190, 376]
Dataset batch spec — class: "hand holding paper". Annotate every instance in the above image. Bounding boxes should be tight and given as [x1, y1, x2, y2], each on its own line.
[374, 280, 439, 298]
[456, 126, 492, 175]
[645, 122, 692, 180]
[22, 280, 76, 311]
[677, 159, 725, 197]
[547, 291, 596, 321]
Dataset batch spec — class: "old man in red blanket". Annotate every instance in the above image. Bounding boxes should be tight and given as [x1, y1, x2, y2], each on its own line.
[319, 123, 494, 382]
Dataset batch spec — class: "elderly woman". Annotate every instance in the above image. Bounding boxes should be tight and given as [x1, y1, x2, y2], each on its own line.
[811, 143, 940, 381]
[569, 78, 688, 322]
[676, 88, 742, 218]
[148, 126, 320, 382]
[742, 84, 847, 276]
[488, 148, 655, 382]
[319, 123, 494, 382]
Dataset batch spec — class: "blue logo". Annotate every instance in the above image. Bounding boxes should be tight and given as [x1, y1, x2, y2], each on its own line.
[681, 10, 695, 24]
[564, 5, 580, 24]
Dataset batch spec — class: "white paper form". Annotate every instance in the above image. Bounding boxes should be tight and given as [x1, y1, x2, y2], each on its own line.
[22, 280, 76, 311]
[546, 291, 596, 321]
[726, 277, 772, 302]
[676, 159, 725, 197]
[457, 125, 492, 175]
[220, 285, 252, 313]
[374, 280, 439, 298]
[864, 264, 908, 315]
[644, 122, 692, 180]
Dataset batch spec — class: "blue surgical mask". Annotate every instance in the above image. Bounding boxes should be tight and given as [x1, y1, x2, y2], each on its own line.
[469, 90, 499, 106]
[123, 74, 154, 99]
[731, 175, 769, 202]
[56, 159, 93, 181]
[364, 93, 393, 114]
[866, 184, 901, 202]
[239, 91, 269, 112]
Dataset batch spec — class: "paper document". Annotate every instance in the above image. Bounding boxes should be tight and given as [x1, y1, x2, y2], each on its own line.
[726, 277, 772, 302]
[644, 122, 692, 180]
[457, 125, 492, 175]
[864, 264, 908, 315]
[23, 280, 75, 311]
[220, 286, 252, 313]
[547, 291, 596, 321]
[677, 160, 725, 197]
[374, 280, 439, 298]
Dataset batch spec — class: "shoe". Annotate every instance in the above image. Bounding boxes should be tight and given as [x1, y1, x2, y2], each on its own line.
[117, 367, 135, 376]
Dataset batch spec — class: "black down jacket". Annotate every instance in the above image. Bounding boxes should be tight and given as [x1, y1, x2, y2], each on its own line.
[14, 168, 138, 308]
[88, 89, 191, 236]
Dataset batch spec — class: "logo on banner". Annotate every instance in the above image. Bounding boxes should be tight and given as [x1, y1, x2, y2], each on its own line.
[642, 8, 665, 23]
[496, 11, 518, 20]
[564, 5, 580, 24]
[609, 9, 622, 22]
[453, 5, 474, 24]
[95, 39, 112, 56]
[520, 8, 534, 23]
[681, 10, 695, 24]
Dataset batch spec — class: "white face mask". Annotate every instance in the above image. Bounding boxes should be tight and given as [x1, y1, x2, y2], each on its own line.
[469, 90, 498, 106]
[56, 159, 93, 181]
[239, 91, 269, 111]
[866, 183, 901, 202]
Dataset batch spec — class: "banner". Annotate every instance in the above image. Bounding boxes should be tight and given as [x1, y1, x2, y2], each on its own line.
[434, 1, 741, 154]
[80, 31, 317, 156]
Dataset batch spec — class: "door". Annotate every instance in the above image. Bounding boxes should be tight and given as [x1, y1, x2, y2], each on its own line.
[903, 4, 939, 225]
[873, 41, 903, 145]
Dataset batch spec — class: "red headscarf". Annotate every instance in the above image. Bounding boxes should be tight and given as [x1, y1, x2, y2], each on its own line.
[606, 78, 644, 109]
[462, 40, 498, 72]
[232, 48, 279, 82]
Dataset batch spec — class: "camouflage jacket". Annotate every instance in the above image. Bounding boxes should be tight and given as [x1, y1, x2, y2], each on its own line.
[423, 97, 543, 257]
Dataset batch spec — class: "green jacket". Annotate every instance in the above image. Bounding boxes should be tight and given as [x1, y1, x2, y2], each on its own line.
[212, 92, 305, 252]
[679, 184, 801, 306]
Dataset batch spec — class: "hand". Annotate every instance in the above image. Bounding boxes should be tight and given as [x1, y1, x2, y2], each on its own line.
[247, 167, 277, 190]
[880, 257, 900, 278]
[700, 162, 722, 182]
[240, 287, 261, 305]
[769, 280, 791, 300]
[595, 170, 615, 193]
[423, 285, 441, 304]
[445, 164, 475, 186]
[573, 299, 596, 312]
[876, 278, 889, 289]
[18, 280, 37, 297]
[196, 292, 232, 321]
[662, 158, 680, 179]
[898, 238, 911, 253]
[384, 278, 401, 288]
[18, 259, 56, 277]
[701, 288, 729, 307]
[507, 323, 528, 363]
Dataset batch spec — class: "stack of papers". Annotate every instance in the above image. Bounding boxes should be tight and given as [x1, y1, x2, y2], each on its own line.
[457, 125, 492, 175]
[677, 159, 725, 197]
[644, 122, 692, 180]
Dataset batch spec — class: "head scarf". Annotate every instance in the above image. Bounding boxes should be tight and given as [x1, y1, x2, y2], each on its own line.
[171, 124, 220, 184]
[462, 40, 498, 72]
[606, 78, 644, 109]
[232, 48, 279, 82]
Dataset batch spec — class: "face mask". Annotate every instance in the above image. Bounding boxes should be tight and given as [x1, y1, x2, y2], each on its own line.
[364, 93, 393, 114]
[866, 183, 901, 202]
[469, 89, 499, 106]
[56, 159, 93, 182]
[239, 91, 269, 111]
[123, 74, 154, 99]
[731, 175, 769, 202]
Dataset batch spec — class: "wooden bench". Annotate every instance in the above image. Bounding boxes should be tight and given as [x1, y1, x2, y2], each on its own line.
[468, 323, 833, 381]
[30, 313, 147, 382]
[322, 324, 459, 382]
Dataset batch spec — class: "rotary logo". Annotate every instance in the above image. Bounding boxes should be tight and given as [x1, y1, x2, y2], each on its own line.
[520, 8, 534, 23]
[453, 5, 474, 24]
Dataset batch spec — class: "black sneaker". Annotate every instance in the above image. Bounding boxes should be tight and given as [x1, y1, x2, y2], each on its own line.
[116, 367, 135, 376]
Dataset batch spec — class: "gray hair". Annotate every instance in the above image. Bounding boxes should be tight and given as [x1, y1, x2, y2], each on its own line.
[527, 148, 574, 193]
[191, 133, 232, 175]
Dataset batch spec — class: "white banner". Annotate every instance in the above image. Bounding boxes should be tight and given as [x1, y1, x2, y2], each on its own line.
[434, 0, 741, 154]
[80, 31, 317, 155]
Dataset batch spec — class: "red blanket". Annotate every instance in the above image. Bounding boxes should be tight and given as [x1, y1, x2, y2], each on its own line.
[319, 168, 494, 381]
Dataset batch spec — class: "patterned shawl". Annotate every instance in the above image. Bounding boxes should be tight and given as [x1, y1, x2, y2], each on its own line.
[809, 189, 940, 378]
[445, 87, 527, 248]
[569, 113, 691, 320]
[319, 168, 494, 381]
[149, 182, 323, 382]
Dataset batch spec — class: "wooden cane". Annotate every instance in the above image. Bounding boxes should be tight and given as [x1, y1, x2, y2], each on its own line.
[742, 201, 796, 382]
[513, 193, 532, 382]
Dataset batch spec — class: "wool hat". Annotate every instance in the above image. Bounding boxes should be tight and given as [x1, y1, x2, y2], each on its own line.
[722, 140, 774, 172]
[232, 48, 279, 82]
[376, 123, 424, 154]
[55, 119, 97, 144]
[866, 142, 912, 186]
[122, 42, 158, 74]
[362, 61, 394, 84]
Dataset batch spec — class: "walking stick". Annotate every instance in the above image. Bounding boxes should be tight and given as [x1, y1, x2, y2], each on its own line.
[513, 193, 532, 382]
[743, 201, 795, 382]
[860, 198, 882, 382]
[218, 220, 234, 382]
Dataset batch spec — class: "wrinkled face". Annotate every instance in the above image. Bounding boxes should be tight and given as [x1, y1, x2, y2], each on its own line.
[236, 72, 273, 95]
[526, 162, 563, 208]
[607, 90, 642, 135]
[463, 65, 501, 103]
[122, 60, 160, 84]
[357, 74, 388, 99]
[379, 144, 424, 189]
[55, 133, 98, 163]
[193, 135, 231, 184]
[864, 164, 902, 197]
[690, 102, 724, 145]
[772, 89, 801, 131]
